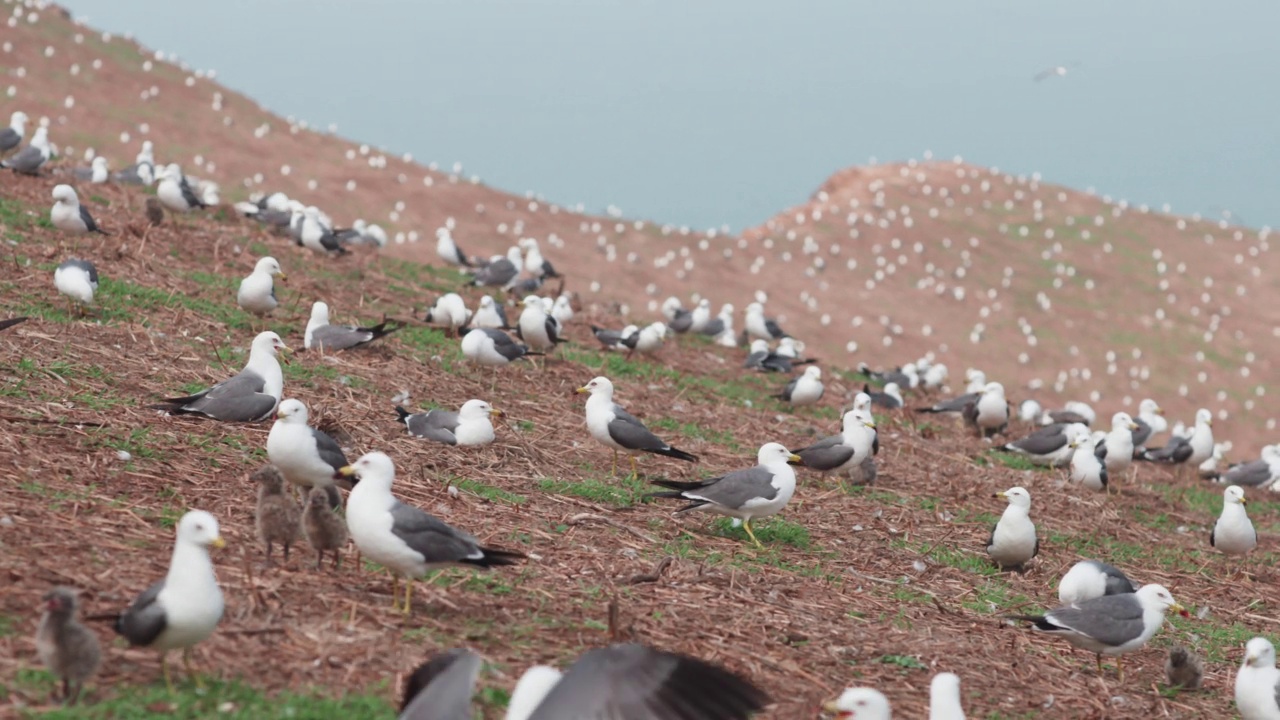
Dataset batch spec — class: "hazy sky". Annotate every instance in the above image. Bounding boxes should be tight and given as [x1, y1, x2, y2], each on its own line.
[63, 1, 1280, 231]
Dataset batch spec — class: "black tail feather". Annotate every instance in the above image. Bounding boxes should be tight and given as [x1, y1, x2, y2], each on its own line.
[0, 316, 30, 332]
[462, 546, 525, 569]
[653, 446, 698, 463]
[394, 406, 411, 422]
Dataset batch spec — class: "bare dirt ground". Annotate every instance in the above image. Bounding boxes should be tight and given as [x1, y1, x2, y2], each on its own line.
[0, 5, 1278, 719]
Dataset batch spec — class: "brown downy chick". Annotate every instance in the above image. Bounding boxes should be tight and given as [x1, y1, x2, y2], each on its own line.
[302, 486, 347, 570]
[254, 464, 300, 565]
[35, 587, 101, 704]
[1165, 646, 1204, 690]
[144, 197, 164, 226]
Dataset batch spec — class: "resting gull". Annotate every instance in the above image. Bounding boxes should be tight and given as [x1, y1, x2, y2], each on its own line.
[577, 376, 697, 476]
[399, 643, 767, 720]
[1211, 484, 1257, 557]
[111, 510, 225, 690]
[54, 258, 99, 313]
[744, 302, 788, 340]
[461, 328, 541, 368]
[151, 331, 289, 422]
[1057, 560, 1135, 604]
[72, 156, 109, 184]
[743, 339, 815, 373]
[298, 206, 346, 254]
[1140, 408, 1213, 471]
[435, 228, 474, 268]
[472, 295, 510, 330]
[1068, 434, 1108, 491]
[1009, 583, 1187, 681]
[50, 185, 108, 235]
[36, 587, 100, 705]
[305, 301, 400, 351]
[339, 452, 524, 615]
[266, 399, 350, 502]
[156, 164, 208, 212]
[648, 442, 799, 547]
[0, 110, 27, 157]
[591, 324, 635, 351]
[776, 365, 824, 405]
[1210, 445, 1280, 488]
[858, 361, 918, 389]
[824, 688, 891, 719]
[470, 247, 522, 289]
[916, 390, 981, 415]
[864, 382, 903, 410]
[1, 125, 49, 174]
[626, 322, 667, 358]
[424, 293, 473, 335]
[236, 256, 286, 319]
[1236, 637, 1280, 720]
[996, 422, 1089, 467]
[986, 487, 1037, 571]
[396, 399, 501, 446]
[793, 404, 877, 479]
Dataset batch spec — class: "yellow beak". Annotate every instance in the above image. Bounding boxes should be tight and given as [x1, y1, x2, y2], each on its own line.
[994, 491, 1007, 498]
[490, 408, 505, 418]
[1156, 408, 1165, 415]
[211, 536, 226, 550]
[1129, 423, 1139, 430]
[864, 420, 877, 429]
[1241, 498, 1248, 506]
[1248, 654, 1260, 664]
[822, 700, 841, 713]
[276, 272, 287, 281]
[575, 387, 590, 394]
[337, 465, 357, 477]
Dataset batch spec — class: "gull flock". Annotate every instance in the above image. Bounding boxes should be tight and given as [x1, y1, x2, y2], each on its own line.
[4, 4, 1280, 719]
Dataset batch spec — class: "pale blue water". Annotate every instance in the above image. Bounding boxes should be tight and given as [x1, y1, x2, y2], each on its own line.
[62, 1, 1280, 232]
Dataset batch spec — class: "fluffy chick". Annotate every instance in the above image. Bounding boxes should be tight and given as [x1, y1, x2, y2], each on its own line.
[254, 464, 300, 565]
[144, 197, 164, 226]
[302, 486, 348, 570]
[1165, 646, 1204, 690]
[35, 587, 101, 704]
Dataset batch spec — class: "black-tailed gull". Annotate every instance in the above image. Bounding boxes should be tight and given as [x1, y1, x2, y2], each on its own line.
[1057, 560, 1135, 604]
[156, 164, 208, 212]
[915, 391, 981, 415]
[793, 406, 877, 478]
[1009, 583, 1186, 681]
[398, 648, 484, 720]
[424, 293, 472, 335]
[590, 324, 634, 351]
[1139, 408, 1213, 471]
[1068, 435, 1108, 491]
[435, 228, 474, 268]
[0, 110, 27, 156]
[824, 688, 890, 719]
[237, 257, 285, 319]
[305, 301, 400, 351]
[519, 237, 560, 279]
[73, 156, 109, 184]
[470, 247, 522, 289]
[996, 422, 1089, 467]
[461, 327, 541, 367]
[298, 206, 346, 254]
[1, 125, 50, 174]
[1235, 637, 1280, 720]
[395, 399, 501, 446]
[743, 339, 815, 373]
[1094, 412, 1138, 482]
[648, 442, 799, 547]
[54, 258, 98, 313]
[986, 487, 1037, 571]
[744, 302, 788, 340]
[929, 672, 966, 719]
[50, 185, 108, 235]
[266, 399, 350, 500]
[472, 295, 510, 330]
[112, 510, 225, 690]
[964, 381, 1008, 437]
[151, 331, 289, 422]
[253, 464, 299, 565]
[1211, 485, 1257, 556]
[577, 376, 697, 476]
[864, 382, 903, 410]
[776, 365, 823, 405]
[1210, 445, 1280, 488]
[36, 587, 100, 705]
[517, 295, 565, 355]
[340, 452, 523, 615]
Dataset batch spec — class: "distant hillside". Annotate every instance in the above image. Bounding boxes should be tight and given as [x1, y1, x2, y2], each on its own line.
[4, 7, 1276, 449]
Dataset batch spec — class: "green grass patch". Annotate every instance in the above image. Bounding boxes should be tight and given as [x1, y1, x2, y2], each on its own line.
[537, 474, 645, 506]
[451, 478, 527, 505]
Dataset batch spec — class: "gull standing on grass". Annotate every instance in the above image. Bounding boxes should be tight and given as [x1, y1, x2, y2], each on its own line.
[53, 259, 98, 314]
[339, 452, 523, 615]
[304, 301, 400, 351]
[986, 487, 1037, 571]
[50, 185, 108, 235]
[236, 256, 285, 321]
[151, 331, 289, 422]
[1211, 485, 1257, 557]
[1236, 637, 1280, 720]
[648, 442, 801, 548]
[965, 381, 1008, 438]
[1068, 434, 1107, 491]
[577, 376, 697, 477]
[517, 295, 566, 360]
[423, 293, 472, 336]
[1096, 412, 1139, 482]
[110, 511, 225, 690]
[1009, 584, 1187, 681]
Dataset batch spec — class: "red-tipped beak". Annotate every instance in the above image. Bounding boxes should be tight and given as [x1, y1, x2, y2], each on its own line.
[1178, 608, 1191, 619]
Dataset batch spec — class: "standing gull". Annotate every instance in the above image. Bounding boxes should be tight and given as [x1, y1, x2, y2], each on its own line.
[626, 322, 667, 358]
[266, 399, 350, 502]
[435, 228, 473, 268]
[1211, 485, 1257, 557]
[517, 295, 566, 357]
[744, 302, 788, 340]
[776, 365, 824, 406]
[36, 587, 101, 705]
[395, 399, 502, 446]
[1057, 560, 1135, 604]
[54, 259, 99, 314]
[298, 206, 346, 254]
[305, 301, 400, 351]
[577, 376, 698, 476]
[648, 442, 800, 548]
[1068, 435, 1108, 491]
[111, 510, 225, 690]
[151, 331, 289, 422]
[0, 110, 27, 157]
[1235, 637, 1280, 720]
[519, 237, 560, 279]
[964, 381, 1008, 437]
[339, 452, 524, 615]
[1095, 412, 1138, 482]
[1009, 584, 1187, 681]
[470, 247, 522, 289]
[424, 293, 472, 336]
[471, 295, 510, 330]
[50, 185, 108, 235]
[986, 487, 1037, 571]
[236, 257, 286, 320]
[156, 165, 208, 212]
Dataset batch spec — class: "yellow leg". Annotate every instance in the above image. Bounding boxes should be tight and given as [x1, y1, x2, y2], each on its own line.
[630, 455, 638, 479]
[611, 450, 618, 477]
[391, 573, 400, 610]
[183, 647, 204, 689]
[742, 519, 763, 548]
[1095, 654, 1103, 674]
[161, 653, 173, 692]
[1116, 656, 1124, 683]
[403, 580, 413, 616]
